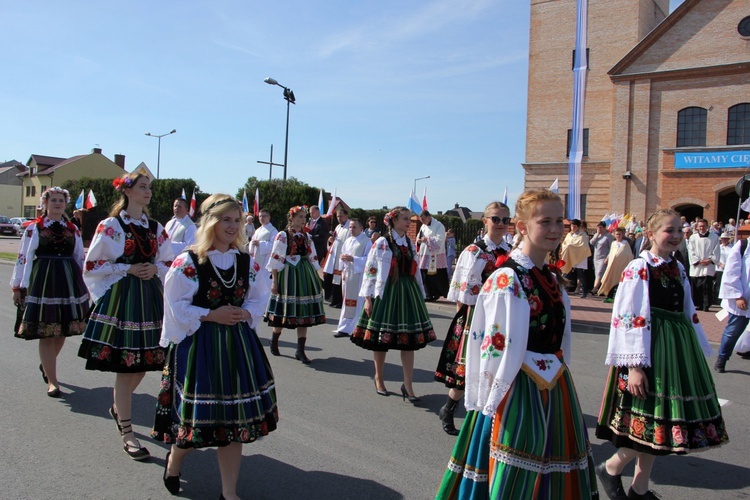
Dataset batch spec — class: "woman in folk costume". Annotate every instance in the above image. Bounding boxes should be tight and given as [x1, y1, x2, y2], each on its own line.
[598, 227, 634, 303]
[264, 205, 326, 364]
[434, 201, 511, 435]
[437, 189, 597, 500]
[78, 172, 174, 461]
[10, 187, 89, 398]
[152, 194, 278, 499]
[334, 219, 372, 337]
[351, 207, 437, 399]
[595, 210, 728, 500]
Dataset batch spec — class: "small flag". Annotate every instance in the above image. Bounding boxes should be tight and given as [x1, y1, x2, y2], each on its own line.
[502, 186, 508, 206]
[550, 178, 559, 193]
[189, 190, 197, 218]
[318, 189, 325, 215]
[422, 187, 428, 211]
[253, 188, 260, 217]
[326, 189, 338, 216]
[180, 188, 186, 200]
[242, 190, 249, 213]
[742, 197, 750, 213]
[75, 190, 84, 210]
[85, 189, 97, 209]
[407, 189, 422, 215]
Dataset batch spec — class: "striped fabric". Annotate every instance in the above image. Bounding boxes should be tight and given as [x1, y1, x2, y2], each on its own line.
[264, 259, 325, 328]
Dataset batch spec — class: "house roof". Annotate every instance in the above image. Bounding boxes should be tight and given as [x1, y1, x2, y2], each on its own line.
[27, 154, 66, 169]
[443, 205, 473, 222]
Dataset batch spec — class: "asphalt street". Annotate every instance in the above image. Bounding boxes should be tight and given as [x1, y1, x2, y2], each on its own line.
[0, 260, 748, 499]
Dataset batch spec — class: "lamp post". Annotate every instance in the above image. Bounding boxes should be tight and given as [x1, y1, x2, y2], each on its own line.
[144, 129, 177, 179]
[264, 77, 295, 182]
[414, 175, 430, 193]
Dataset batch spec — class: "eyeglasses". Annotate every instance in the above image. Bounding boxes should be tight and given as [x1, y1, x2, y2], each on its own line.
[488, 216, 512, 225]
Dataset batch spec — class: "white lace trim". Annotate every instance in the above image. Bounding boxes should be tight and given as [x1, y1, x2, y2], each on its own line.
[489, 448, 591, 474]
[159, 307, 205, 347]
[462, 468, 488, 483]
[482, 377, 512, 417]
[605, 353, 650, 367]
[86, 268, 128, 303]
[25, 295, 89, 306]
[176, 382, 276, 405]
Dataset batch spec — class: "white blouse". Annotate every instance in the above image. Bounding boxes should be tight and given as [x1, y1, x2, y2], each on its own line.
[160, 249, 269, 347]
[359, 234, 425, 300]
[447, 236, 510, 306]
[266, 230, 321, 271]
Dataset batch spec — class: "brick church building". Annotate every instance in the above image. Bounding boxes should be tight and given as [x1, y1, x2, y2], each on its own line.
[523, 0, 750, 225]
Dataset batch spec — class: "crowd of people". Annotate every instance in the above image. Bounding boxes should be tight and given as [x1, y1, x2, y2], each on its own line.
[9, 176, 737, 499]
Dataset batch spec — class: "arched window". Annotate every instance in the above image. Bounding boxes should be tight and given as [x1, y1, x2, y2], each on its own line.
[727, 103, 750, 146]
[676, 107, 707, 147]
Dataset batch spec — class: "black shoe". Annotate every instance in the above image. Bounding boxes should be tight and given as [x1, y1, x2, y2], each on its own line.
[295, 351, 311, 364]
[714, 357, 726, 373]
[400, 384, 421, 403]
[333, 331, 349, 338]
[627, 487, 660, 499]
[163, 451, 180, 495]
[374, 380, 388, 397]
[595, 462, 628, 499]
[39, 364, 48, 384]
[47, 387, 61, 398]
[109, 404, 123, 433]
[270, 333, 281, 356]
[438, 398, 460, 436]
[738, 351, 750, 360]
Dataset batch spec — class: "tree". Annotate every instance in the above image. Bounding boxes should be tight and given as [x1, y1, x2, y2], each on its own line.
[238, 177, 320, 230]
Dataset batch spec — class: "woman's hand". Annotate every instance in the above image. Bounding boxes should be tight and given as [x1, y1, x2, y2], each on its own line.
[127, 263, 158, 280]
[204, 306, 248, 326]
[12, 289, 24, 307]
[627, 367, 649, 400]
[271, 281, 278, 295]
[364, 297, 373, 317]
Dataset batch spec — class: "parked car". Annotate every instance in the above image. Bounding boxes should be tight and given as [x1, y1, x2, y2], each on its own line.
[0, 215, 18, 236]
[9, 217, 31, 234]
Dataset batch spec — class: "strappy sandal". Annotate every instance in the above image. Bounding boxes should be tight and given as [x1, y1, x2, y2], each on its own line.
[108, 404, 122, 433]
[119, 419, 150, 461]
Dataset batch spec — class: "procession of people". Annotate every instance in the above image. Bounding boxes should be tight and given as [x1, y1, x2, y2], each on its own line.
[7, 178, 739, 499]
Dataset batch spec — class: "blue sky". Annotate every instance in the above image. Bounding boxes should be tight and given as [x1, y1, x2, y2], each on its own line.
[0, 0, 683, 214]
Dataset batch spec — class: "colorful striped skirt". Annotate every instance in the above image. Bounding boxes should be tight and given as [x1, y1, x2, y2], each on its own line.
[596, 307, 729, 454]
[151, 321, 278, 448]
[438, 362, 597, 499]
[434, 304, 473, 388]
[77, 275, 165, 372]
[351, 275, 436, 351]
[264, 260, 325, 329]
[16, 256, 89, 340]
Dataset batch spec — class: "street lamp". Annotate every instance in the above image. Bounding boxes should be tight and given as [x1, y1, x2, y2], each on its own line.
[144, 129, 177, 179]
[414, 175, 430, 193]
[264, 77, 295, 182]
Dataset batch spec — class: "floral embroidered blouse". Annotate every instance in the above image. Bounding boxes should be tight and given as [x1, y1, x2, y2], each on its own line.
[359, 233, 426, 300]
[159, 248, 268, 347]
[83, 211, 173, 302]
[447, 236, 510, 305]
[11, 217, 85, 289]
[464, 249, 572, 416]
[605, 251, 712, 367]
[266, 229, 321, 272]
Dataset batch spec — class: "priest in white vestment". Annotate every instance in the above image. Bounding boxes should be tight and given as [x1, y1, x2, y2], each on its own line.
[334, 219, 372, 337]
[164, 198, 197, 256]
[249, 208, 278, 284]
[322, 207, 350, 308]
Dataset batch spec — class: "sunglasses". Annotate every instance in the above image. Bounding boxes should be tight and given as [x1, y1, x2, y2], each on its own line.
[488, 216, 512, 225]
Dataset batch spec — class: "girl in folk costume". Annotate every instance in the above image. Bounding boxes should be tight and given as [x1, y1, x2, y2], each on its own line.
[11, 187, 89, 398]
[264, 205, 326, 364]
[434, 201, 511, 435]
[597, 227, 634, 303]
[78, 172, 174, 461]
[334, 219, 372, 337]
[438, 190, 597, 500]
[595, 210, 728, 500]
[152, 194, 278, 499]
[351, 207, 437, 399]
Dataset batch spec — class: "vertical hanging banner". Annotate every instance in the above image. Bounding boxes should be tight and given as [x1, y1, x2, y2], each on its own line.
[567, 0, 588, 220]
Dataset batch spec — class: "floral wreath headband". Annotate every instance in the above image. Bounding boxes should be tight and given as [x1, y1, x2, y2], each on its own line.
[40, 187, 70, 205]
[112, 176, 138, 192]
[383, 208, 400, 226]
[289, 205, 308, 216]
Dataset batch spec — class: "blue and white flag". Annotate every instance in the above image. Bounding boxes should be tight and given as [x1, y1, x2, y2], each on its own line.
[502, 186, 508, 206]
[242, 190, 249, 213]
[75, 189, 84, 210]
[567, 0, 588, 220]
[550, 178, 559, 194]
[407, 189, 422, 215]
[180, 188, 186, 200]
[318, 189, 325, 214]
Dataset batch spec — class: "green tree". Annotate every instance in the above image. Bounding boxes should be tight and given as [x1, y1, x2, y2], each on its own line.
[238, 177, 321, 230]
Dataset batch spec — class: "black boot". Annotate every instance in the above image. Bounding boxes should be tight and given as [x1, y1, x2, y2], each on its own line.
[714, 357, 726, 373]
[295, 337, 311, 364]
[438, 396, 460, 436]
[270, 332, 281, 356]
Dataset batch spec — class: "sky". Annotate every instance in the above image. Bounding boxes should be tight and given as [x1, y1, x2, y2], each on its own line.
[0, 0, 684, 214]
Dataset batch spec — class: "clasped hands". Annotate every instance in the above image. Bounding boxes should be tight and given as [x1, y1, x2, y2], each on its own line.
[128, 263, 158, 280]
[205, 305, 251, 326]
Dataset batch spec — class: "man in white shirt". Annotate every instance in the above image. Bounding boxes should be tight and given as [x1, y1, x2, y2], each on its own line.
[687, 218, 720, 312]
[417, 210, 449, 301]
[716, 236, 750, 372]
[590, 221, 614, 294]
[249, 208, 278, 283]
[164, 198, 197, 256]
[334, 219, 371, 337]
[244, 215, 255, 241]
[322, 207, 350, 308]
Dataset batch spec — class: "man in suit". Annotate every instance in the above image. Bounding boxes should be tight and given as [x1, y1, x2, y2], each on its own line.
[308, 205, 329, 267]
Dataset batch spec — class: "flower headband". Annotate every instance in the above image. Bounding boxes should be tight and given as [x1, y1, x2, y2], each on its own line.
[289, 205, 308, 216]
[40, 186, 70, 206]
[383, 208, 400, 226]
[112, 176, 137, 192]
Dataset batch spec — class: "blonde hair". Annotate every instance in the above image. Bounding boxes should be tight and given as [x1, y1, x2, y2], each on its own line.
[643, 209, 680, 252]
[513, 189, 566, 282]
[109, 172, 151, 217]
[192, 194, 246, 263]
[484, 201, 510, 217]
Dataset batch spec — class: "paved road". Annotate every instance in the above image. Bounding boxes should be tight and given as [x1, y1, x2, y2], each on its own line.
[0, 261, 748, 499]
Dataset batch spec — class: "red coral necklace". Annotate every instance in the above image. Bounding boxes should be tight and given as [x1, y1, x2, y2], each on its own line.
[531, 266, 561, 301]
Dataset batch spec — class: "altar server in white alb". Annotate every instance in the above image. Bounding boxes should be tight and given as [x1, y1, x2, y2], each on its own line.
[322, 207, 350, 308]
[417, 210, 449, 301]
[164, 198, 197, 256]
[249, 208, 278, 283]
[334, 219, 372, 338]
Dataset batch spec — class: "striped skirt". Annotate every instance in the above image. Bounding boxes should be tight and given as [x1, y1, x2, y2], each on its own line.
[151, 321, 278, 448]
[77, 275, 166, 372]
[351, 275, 436, 352]
[264, 260, 325, 329]
[596, 307, 729, 454]
[16, 256, 89, 340]
[438, 362, 597, 499]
